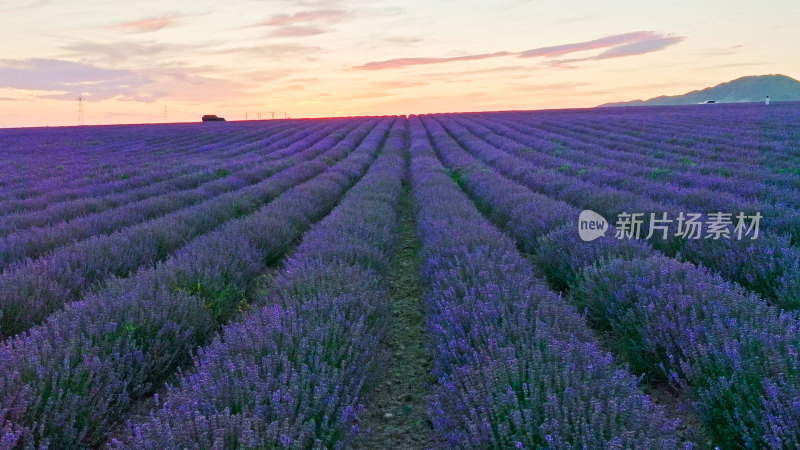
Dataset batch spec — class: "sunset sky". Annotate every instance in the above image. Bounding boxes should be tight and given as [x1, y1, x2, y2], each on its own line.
[0, 0, 797, 127]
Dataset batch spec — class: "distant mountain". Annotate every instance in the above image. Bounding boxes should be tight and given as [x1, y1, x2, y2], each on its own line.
[601, 74, 800, 107]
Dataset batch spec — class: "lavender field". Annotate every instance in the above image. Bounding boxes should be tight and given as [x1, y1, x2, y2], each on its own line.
[0, 103, 799, 449]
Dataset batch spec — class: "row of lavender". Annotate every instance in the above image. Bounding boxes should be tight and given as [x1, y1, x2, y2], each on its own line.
[0, 119, 347, 230]
[500, 107, 800, 198]
[456, 110, 800, 236]
[434, 114, 800, 310]
[114, 117, 407, 448]
[477, 113, 797, 210]
[419, 112, 800, 447]
[0, 122, 294, 213]
[0, 120, 310, 192]
[0, 119, 312, 235]
[0, 117, 393, 448]
[506, 103, 800, 189]
[0, 120, 338, 266]
[586, 105, 800, 172]
[408, 116, 681, 447]
[0, 118, 376, 338]
[468, 112, 800, 236]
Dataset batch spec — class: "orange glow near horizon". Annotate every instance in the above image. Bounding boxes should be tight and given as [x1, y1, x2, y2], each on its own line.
[0, 0, 798, 128]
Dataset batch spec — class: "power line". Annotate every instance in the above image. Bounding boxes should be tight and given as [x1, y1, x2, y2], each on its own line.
[245, 111, 288, 120]
[77, 96, 84, 125]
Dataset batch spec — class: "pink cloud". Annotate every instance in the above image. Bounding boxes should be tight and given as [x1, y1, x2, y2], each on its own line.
[354, 52, 512, 70]
[61, 41, 188, 65]
[595, 35, 684, 58]
[0, 58, 149, 101]
[246, 8, 350, 36]
[372, 80, 430, 89]
[256, 9, 349, 27]
[355, 31, 685, 70]
[270, 25, 327, 37]
[551, 34, 685, 65]
[113, 13, 184, 33]
[518, 31, 661, 58]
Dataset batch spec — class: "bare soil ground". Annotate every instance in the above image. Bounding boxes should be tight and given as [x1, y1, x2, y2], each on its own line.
[352, 179, 439, 449]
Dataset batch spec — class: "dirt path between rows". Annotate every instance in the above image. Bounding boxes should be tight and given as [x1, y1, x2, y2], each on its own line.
[353, 177, 439, 449]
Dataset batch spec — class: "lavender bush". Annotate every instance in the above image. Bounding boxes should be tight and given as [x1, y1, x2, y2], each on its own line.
[0, 119, 379, 338]
[408, 116, 680, 448]
[430, 113, 800, 308]
[115, 118, 406, 448]
[0, 118, 330, 237]
[0, 104, 797, 448]
[0, 117, 393, 448]
[572, 255, 800, 448]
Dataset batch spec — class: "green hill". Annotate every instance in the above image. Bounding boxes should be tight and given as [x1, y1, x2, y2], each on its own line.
[601, 74, 800, 107]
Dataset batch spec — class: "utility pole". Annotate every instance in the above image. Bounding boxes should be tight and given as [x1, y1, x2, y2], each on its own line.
[77, 96, 84, 125]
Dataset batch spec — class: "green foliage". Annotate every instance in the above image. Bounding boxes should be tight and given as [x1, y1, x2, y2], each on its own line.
[212, 168, 231, 179]
[181, 281, 246, 324]
[650, 167, 671, 180]
[447, 168, 463, 186]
